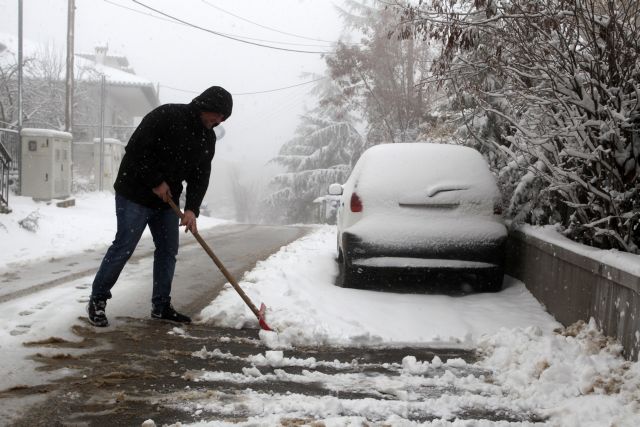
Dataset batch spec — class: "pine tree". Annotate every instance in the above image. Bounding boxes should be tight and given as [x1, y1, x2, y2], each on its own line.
[264, 79, 364, 224]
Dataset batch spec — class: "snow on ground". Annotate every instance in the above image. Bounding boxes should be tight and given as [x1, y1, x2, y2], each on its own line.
[199, 227, 559, 348]
[1, 193, 639, 425]
[162, 318, 640, 427]
[193, 226, 640, 427]
[0, 192, 226, 270]
[0, 191, 228, 391]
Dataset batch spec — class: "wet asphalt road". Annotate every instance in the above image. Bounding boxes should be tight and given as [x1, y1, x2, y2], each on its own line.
[1, 320, 496, 426]
[0, 223, 308, 319]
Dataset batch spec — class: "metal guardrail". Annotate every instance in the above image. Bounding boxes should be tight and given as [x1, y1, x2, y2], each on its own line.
[0, 128, 18, 212]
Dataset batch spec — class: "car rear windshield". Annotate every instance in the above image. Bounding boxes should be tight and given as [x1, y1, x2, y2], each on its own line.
[354, 143, 499, 210]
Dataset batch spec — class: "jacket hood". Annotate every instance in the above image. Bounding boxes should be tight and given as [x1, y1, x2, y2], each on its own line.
[191, 86, 233, 119]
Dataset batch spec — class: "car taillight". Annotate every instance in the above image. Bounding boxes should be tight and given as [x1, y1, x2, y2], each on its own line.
[350, 192, 363, 212]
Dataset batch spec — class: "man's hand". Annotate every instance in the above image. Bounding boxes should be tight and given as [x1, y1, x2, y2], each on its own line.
[152, 181, 172, 202]
[181, 210, 197, 234]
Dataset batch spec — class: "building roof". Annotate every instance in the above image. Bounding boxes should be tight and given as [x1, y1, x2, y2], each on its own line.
[0, 32, 160, 114]
[75, 57, 153, 87]
[76, 52, 131, 71]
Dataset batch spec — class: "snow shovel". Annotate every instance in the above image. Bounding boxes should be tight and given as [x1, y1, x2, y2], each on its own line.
[167, 198, 273, 331]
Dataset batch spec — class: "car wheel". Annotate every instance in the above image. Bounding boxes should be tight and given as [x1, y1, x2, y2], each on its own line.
[335, 249, 345, 287]
[476, 270, 504, 292]
[336, 250, 358, 288]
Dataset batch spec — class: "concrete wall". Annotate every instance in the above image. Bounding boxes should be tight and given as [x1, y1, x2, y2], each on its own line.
[506, 228, 640, 360]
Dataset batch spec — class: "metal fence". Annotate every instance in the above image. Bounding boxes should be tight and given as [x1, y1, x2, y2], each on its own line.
[0, 128, 19, 210]
[0, 141, 11, 211]
[0, 128, 20, 166]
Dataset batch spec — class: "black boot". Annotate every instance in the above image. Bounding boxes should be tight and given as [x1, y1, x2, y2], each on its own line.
[151, 303, 191, 324]
[87, 298, 109, 327]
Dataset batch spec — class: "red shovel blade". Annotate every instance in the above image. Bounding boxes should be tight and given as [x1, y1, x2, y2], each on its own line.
[258, 303, 272, 331]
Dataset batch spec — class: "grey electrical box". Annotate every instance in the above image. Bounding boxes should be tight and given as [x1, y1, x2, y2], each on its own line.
[94, 138, 125, 192]
[21, 128, 73, 200]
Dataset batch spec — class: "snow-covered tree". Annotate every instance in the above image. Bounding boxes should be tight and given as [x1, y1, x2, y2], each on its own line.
[0, 43, 96, 130]
[1, 44, 65, 129]
[326, 0, 436, 144]
[264, 79, 364, 224]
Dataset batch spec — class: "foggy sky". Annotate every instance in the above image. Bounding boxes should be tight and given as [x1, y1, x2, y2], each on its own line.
[0, 0, 345, 168]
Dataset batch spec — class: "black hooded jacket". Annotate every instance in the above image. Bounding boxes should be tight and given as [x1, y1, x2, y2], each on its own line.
[113, 86, 232, 217]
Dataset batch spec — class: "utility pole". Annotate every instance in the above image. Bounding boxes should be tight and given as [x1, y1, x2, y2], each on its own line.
[17, 0, 23, 195]
[99, 75, 106, 191]
[17, 0, 23, 132]
[65, 0, 75, 133]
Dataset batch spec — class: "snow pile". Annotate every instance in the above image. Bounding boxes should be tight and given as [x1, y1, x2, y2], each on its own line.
[477, 319, 640, 425]
[198, 226, 559, 348]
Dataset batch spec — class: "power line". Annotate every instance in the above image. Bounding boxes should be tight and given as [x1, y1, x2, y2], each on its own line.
[160, 85, 200, 95]
[103, 0, 333, 48]
[130, 0, 333, 54]
[199, 0, 338, 44]
[160, 77, 326, 96]
[234, 77, 326, 95]
[103, 0, 176, 24]
[259, 84, 313, 122]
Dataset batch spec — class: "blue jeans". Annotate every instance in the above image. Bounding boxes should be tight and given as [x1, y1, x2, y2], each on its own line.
[91, 193, 179, 307]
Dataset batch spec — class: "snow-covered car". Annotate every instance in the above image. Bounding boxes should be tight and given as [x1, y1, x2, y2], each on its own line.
[328, 142, 507, 291]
